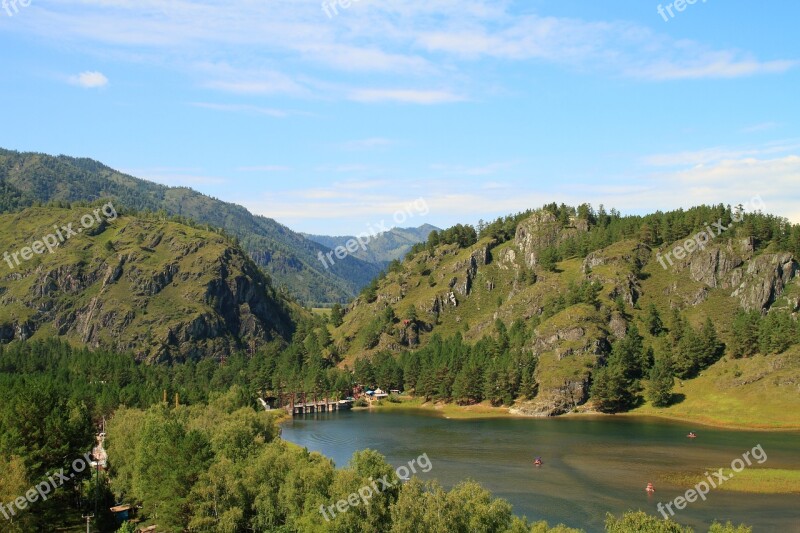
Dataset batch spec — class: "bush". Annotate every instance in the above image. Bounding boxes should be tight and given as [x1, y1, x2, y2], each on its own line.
[354, 397, 369, 407]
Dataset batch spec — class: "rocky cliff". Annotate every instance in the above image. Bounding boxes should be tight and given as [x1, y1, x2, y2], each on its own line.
[0, 207, 298, 361]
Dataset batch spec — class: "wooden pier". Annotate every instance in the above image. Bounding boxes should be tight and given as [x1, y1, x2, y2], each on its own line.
[264, 391, 353, 416]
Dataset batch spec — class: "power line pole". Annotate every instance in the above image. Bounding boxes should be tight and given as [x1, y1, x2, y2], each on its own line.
[82, 514, 93, 533]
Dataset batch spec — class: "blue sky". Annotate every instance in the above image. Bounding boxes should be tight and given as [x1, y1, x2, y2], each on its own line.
[1, 0, 798, 235]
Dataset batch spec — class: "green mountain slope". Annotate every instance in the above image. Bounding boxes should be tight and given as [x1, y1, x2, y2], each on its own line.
[305, 224, 439, 267]
[0, 205, 303, 361]
[332, 205, 800, 424]
[0, 148, 381, 305]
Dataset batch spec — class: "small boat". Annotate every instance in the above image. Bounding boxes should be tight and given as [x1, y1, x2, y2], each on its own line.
[646, 482, 655, 493]
[687, 432, 697, 439]
[533, 457, 543, 466]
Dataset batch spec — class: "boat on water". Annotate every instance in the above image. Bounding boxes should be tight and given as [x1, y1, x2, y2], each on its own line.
[687, 432, 697, 439]
[533, 457, 543, 466]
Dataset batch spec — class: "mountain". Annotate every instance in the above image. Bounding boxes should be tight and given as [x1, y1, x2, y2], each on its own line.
[305, 224, 439, 267]
[0, 205, 303, 362]
[0, 148, 382, 305]
[331, 204, 800, 421]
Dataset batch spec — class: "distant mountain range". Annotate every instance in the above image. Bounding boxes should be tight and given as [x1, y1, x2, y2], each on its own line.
[0, 148, 400, 305]
[305, 224, 439, 268]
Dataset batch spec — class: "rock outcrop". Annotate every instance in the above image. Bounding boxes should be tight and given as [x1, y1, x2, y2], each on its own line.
[0, 209, 297, 361]
[515, 212, 587, 268]
[522, 305, 611, 416]
[731, 253, 798, 312]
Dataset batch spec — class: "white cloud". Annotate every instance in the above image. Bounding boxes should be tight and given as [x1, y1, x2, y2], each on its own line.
[24, 1, 795, 105]
[741, 122, 779, 134]
[190, 102, 295, 118]
[642, 140, 800, 167]
[349, 89, 466, 104]
[238, 140, 800, 233]
[69, 71, 108, 88]
[236, 165, 292, 172]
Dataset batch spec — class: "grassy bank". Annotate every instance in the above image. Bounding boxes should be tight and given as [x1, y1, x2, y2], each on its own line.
[361, 396, 520, 419]
[629, 351, 800, 430]
[662, 468, 800, 494]
[363, 391, 800, 431]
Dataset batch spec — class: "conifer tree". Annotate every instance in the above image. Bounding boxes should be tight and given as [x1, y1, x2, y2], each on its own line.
[647, 355, 674, 408]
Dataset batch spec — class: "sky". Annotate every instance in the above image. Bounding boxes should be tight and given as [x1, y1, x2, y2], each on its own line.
[1, 0, 799, 235]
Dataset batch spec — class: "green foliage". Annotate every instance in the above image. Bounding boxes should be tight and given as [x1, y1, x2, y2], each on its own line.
[361, 307, 397, 349]
[411, 224, 478, 255]
[757, 311, 799, 355]
[330, 304, 344, 327]
[605, 510, 691, 532]
[361, 277, 380, 303]
[0, 338, 758, 533]
[645, 303, 665, 336]
[730, 309, 799, 358]
[541, 280, 603, 320]
[477, 210, 534, 244]
[538, 246, 560, 272]
[118, 521, 138, 533]
[707, 521, 753, 533]
[591, 361, 634, 413]
[671, 319, 725, 379]
[399, 325, 534, 406]
[647, 352, 675, 407]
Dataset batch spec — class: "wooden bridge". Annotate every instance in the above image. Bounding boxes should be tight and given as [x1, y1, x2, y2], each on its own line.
[261, 391, 353, 416]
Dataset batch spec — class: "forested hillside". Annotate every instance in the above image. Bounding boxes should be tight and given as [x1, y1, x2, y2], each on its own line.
[0, 148, 381, 305]
[329, 203, 800, 424]
[0, 340, 752, 532]
[0, 204, 300, 361]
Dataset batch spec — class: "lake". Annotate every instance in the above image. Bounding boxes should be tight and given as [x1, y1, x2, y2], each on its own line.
[281, 409, 800, 532]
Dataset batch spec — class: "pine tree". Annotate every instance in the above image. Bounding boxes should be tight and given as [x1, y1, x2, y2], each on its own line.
[452, 362, 484, 405]
[647, 356, 674, 408]
[590, 362, 634, 413]
[730, 310, 759, 358]
[669, 307, 685, 347]
[674, 326, 704, 379]
[538, 246, 559, 272]
[699, 318, 724, 368]
[330, 304, 344, 327]
[613, 325, 645, 380]
[645, 303, 664, 336]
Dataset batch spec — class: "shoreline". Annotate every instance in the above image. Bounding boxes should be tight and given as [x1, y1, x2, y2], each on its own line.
[343, 397, 800, 432]
[276, 398, 800, 497]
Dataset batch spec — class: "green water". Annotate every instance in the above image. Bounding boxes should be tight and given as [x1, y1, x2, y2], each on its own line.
[281, 410, 800, 532]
